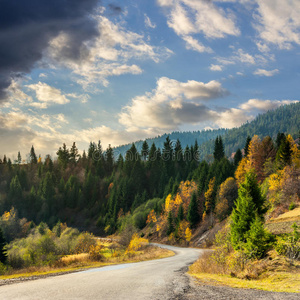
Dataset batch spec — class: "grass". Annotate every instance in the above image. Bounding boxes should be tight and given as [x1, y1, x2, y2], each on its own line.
[189, 250, 300, 294]
[266, 207, 300, 234]
[0, 245, 174, 281]
[189, 272, 300, 293]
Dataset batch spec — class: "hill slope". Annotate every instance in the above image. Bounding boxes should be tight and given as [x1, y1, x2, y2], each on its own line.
[113, 102, 300, 159]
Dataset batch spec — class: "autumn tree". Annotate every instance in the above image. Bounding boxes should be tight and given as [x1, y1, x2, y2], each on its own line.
[204, 177, 216, 214]
[215, 177, 238, 221]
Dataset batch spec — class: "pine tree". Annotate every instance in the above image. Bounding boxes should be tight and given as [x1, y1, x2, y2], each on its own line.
[88, 142, 97, 159]
[187, 192, 200, 228]
[141, 140, 149, 161]
[244, 136, 251, 157]
[233, 148, 242, 167]
[177, 203, 184, 222]
[0, 227, 7, 263]
[230, 172, 266, 250]
[244, 215, 271, 258]
[276, 132, 286, 149]
[70, 142, 79, 163]
[30, 145, 37, 164]
[56, 143, 70, 169]
[17, 151, 22, 164]
[105, 144, 114, 175]
[213, 136, 225, 161]
[167, 211, 175, 235]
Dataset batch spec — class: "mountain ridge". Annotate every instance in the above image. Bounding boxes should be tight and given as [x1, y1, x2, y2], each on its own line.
[113, 102, 300, 159]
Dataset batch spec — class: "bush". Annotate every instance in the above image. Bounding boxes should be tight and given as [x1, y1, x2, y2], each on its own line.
[275, 223, 300, 261]
[75, 232, 96, 254]
[133, 211, 147, 229]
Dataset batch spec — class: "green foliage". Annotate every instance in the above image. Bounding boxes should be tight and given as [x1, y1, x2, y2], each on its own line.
[213, 136, 225, 161]
[167, 211, 175, 235]
[275, 223, 300, 261]
[230, 172, 272, 258]
[243, 215, 273, 259]
[187, 192, 200, 228]
[0, 227, 7, 263]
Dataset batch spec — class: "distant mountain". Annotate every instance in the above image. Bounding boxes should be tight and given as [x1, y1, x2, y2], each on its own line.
[113, 102, 300, 159]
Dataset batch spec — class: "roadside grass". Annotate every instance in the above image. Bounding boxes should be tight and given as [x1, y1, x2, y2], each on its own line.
[189, 250, 300, 293]
[189, 272, 300, 293]
[0, 245, 174, 280]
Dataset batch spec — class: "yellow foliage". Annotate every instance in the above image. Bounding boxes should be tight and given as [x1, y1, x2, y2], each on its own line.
[146, 210, 157, 224]
[165, 194, 172, 212]
[268, 173, 282, 193]
[126, 233, 149, 253]
[291, 143, 300, 168]
[174, 194, 183, 206]
[235, 157, 249, 186]
[177, 220, 189, 240]
[205, 177, 215, 212]
[185, 227, 192, 242]
[168, 232, 176, 243]
[88, 244, 103, 261]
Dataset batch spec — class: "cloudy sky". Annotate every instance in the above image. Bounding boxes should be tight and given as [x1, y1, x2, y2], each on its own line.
[0, 0, 299, 160]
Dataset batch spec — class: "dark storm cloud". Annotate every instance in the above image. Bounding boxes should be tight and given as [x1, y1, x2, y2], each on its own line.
[0, 0, 101, 102]
[108, 4, 122, 15]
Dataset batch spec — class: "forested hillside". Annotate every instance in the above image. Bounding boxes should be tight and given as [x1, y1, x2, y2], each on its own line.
[114, 102, 300, 160]
[0, 102, 299, 242]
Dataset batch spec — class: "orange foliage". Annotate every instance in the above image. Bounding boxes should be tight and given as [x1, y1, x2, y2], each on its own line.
[146, 210, 157, 225]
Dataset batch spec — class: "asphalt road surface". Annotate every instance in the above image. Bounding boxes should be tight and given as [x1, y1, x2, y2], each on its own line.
[0, 244, 299, 300]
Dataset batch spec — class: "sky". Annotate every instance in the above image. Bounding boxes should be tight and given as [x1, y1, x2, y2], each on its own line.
[0, 0, 299, 161]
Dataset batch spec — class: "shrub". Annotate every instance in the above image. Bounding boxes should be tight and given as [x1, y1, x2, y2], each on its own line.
[126, 233, 149, 253]
[75, 232, 96, 254]
[275, 223, 300, 261]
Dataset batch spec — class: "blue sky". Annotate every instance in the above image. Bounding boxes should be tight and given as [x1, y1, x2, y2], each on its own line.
[0, 0, 299, 160]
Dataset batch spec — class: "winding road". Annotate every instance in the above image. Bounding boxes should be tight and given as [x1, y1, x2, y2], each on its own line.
[0, 244, 299, 299]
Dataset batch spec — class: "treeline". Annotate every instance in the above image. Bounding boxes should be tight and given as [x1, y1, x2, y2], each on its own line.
[114, 102, 300, 160]
[0, 128, 299, 240]
[0, 135, 230, 234]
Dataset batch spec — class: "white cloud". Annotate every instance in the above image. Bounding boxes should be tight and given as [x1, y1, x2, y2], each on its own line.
[158, 0, 240, 52]
[235, 48, 255, 64]
[213, 108, 252, 128]
[215, 48, 256, 70]
[46, 15, 172, 89]
[182, 35, 212, 53]
[210, 64, 223, 71]
[26, 82, 70, 108]
[144, 14, 156, 29]
[253, 68, 279, 77]
[239, 99, 298, 111]
[39, 73, 48, 78]
[4, 80, 33, 106]
[253, 0, 300, 49]
[67, 93, 90, 104]
[119, 77, 229, 131]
